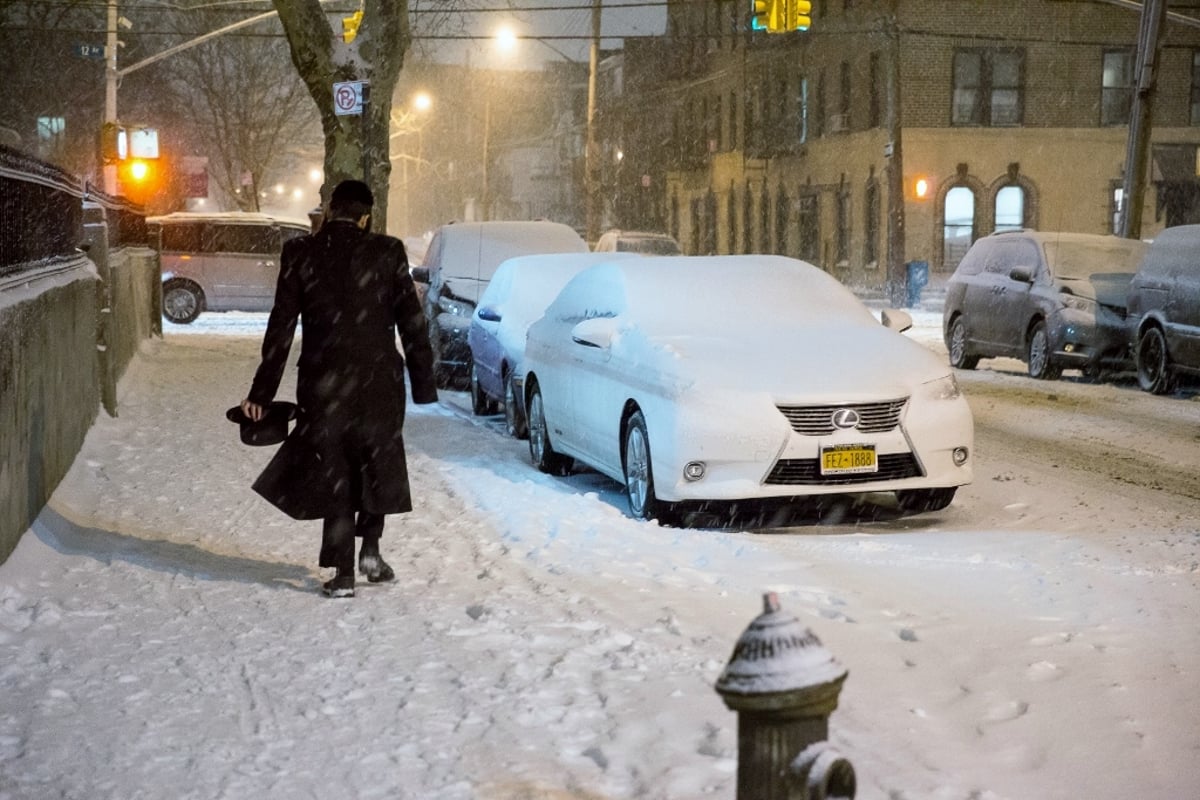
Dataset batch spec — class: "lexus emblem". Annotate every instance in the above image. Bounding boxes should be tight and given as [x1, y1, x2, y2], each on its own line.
[831, 408, 860, 430]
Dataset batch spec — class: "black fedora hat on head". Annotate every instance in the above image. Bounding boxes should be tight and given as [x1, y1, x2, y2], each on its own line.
[225, 401, 297, 446]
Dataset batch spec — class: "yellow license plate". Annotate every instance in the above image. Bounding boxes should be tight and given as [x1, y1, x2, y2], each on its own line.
[820, 444, 877, 475]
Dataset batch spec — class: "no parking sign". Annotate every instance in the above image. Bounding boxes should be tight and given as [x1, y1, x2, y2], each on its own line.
[333, 80, 368, 116]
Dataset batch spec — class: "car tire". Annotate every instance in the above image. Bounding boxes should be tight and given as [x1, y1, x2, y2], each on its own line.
[469, 361, 496, 416]
[504, 371, 527, 439]
[1026, 321, 1062, 380]
[1136, 326, 1174, 395]
[947, 316, 979, 370]
[527, 381, 571, 476]
[162, 280, 204, 324]
[896, 487, 957, 513]
[623, 410, 675, 525]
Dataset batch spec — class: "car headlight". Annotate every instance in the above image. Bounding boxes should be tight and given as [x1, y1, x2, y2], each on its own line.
[1060, 294, 1096, 313]
[924, 373, 962, 401]
[437, 296, 474, 317]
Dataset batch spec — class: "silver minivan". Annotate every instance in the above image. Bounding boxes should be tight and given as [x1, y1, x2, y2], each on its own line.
[150, 212, 310, 324]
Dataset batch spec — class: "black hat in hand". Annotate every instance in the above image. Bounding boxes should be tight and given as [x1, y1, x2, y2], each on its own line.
[225, 401, 297, 446]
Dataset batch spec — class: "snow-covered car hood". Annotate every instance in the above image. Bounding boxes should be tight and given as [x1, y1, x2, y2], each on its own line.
[1058, 272, 1135, 307]
[614, 321, 950, 402]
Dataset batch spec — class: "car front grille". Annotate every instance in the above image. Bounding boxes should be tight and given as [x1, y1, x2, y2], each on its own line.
[765, 453, 923, 486]
[777, 399, 908, 436]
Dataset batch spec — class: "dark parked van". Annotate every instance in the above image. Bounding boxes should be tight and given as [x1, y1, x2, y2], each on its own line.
[1126, 224, 1200, 394]
[149, 212, 310, 324]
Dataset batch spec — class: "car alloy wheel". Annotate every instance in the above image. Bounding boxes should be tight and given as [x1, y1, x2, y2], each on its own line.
[504, 373, 526, 439]
[948, 316, 979, 370]
[1027, 321, 1062, 380]
[162, 281, 202, 324]
[1136, 326, 1174, 395]
[527, 383, 570, 476]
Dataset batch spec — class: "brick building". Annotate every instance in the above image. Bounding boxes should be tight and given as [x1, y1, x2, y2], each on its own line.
[598, 0, 1200, 292]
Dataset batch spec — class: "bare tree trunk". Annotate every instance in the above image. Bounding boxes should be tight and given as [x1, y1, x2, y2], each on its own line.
[272, 0, 410, 233]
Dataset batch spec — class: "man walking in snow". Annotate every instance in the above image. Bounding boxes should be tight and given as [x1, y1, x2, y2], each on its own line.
[239, 179, 437, 598]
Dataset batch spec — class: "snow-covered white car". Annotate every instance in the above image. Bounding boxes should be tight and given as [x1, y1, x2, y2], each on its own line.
[518, 255, 975, 525]
[466, 252, 637, 436]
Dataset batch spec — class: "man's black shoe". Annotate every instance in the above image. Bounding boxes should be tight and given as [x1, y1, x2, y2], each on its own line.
[322, 574, 355, 598]
[358, 554, 395, 584]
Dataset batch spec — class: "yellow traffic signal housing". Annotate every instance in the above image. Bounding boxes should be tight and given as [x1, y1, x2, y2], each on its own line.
[790, 1, 813, 31]
[342, 10, 362, 43]
[750, 0, 782, 33]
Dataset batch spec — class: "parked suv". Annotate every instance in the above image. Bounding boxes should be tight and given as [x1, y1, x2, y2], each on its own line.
[420, 220, 588, 388]
[1126, 224, 1200, 394]
[149, 212, 310, 324]
[593, 229, 682, 256]
[942, 230, 1147, 379]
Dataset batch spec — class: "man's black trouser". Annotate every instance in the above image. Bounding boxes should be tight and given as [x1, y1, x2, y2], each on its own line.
[319, 511, 384, 573]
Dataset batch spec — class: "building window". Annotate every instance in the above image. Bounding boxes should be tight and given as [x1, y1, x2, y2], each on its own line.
[727, 187, 738, 253]
[836, 189, 851, 264]
[37, 117, 65, 140]
[869, 53, 881, 128]
[743, 183, 753, 254]
[759, 185, 770, 253]
[952, 49, 1023, 126]
[944, 186, 976, 270]
[1191, 51, 1200, 125]
[775, 187, 790, 255]
[705, 190, 718, 254]
[864, 178, 879, 266]
[796, 195, 819, 264]
[729, 90, 739, 149]
[798, 77, 809, 144]
[1102, 49, 1133, 127]
[994, 185, 1025, 232]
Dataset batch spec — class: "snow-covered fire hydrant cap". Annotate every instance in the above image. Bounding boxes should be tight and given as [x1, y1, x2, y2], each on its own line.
[715, 592, 848, 714]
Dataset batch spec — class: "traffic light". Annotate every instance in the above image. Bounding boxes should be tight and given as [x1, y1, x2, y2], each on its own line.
[342, 9, 362, 43]
[750, 0, 778, 33]
[789, 1, 813, 31]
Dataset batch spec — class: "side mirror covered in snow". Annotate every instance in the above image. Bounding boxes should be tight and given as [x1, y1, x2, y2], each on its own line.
[571, 317, 619, 349]
[880, 308, 913, 333]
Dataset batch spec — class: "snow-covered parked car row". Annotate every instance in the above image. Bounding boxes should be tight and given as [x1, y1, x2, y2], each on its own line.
[467, 253, 975, 526]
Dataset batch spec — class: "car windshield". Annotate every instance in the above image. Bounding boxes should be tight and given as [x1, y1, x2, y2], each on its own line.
[1042, 238, 1147, 280]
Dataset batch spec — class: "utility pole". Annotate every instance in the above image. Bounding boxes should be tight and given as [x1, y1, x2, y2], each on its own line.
[884, 17, 907, 307]
[103, 0, 119, 194]
[584, 0, 602, 243]
[1119, 0, 1167, 239]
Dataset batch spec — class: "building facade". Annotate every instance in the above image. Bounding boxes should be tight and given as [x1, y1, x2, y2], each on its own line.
[600, 0, 1200, 291]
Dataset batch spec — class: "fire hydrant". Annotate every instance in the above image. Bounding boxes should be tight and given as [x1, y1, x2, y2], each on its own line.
[715, 592, 856, 800]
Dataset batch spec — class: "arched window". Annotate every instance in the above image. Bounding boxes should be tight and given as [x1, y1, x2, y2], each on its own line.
[943, 186, 976, 270]
[995, 185, 1025, 232]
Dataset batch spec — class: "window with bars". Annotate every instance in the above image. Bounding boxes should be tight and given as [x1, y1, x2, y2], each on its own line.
[1102, 49, 1133, 127]
[1191, 51, 1200, 125]
[952, 49, 1024, 126]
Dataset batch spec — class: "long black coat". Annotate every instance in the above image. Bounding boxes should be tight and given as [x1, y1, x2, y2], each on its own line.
[246, 219, 437, 520]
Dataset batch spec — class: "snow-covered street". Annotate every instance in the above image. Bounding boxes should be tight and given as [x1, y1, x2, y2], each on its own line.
[1, 311, 1198, 800]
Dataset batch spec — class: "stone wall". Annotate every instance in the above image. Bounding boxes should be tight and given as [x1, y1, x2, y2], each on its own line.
[0, 146, 159, 564]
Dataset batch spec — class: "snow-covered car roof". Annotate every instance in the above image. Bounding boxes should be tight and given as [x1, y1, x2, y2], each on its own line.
[479, 252, 638, 323]
[432, 220, 588, 284]
[147, 211, 312, 229]
[554, 255, 876, 333]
